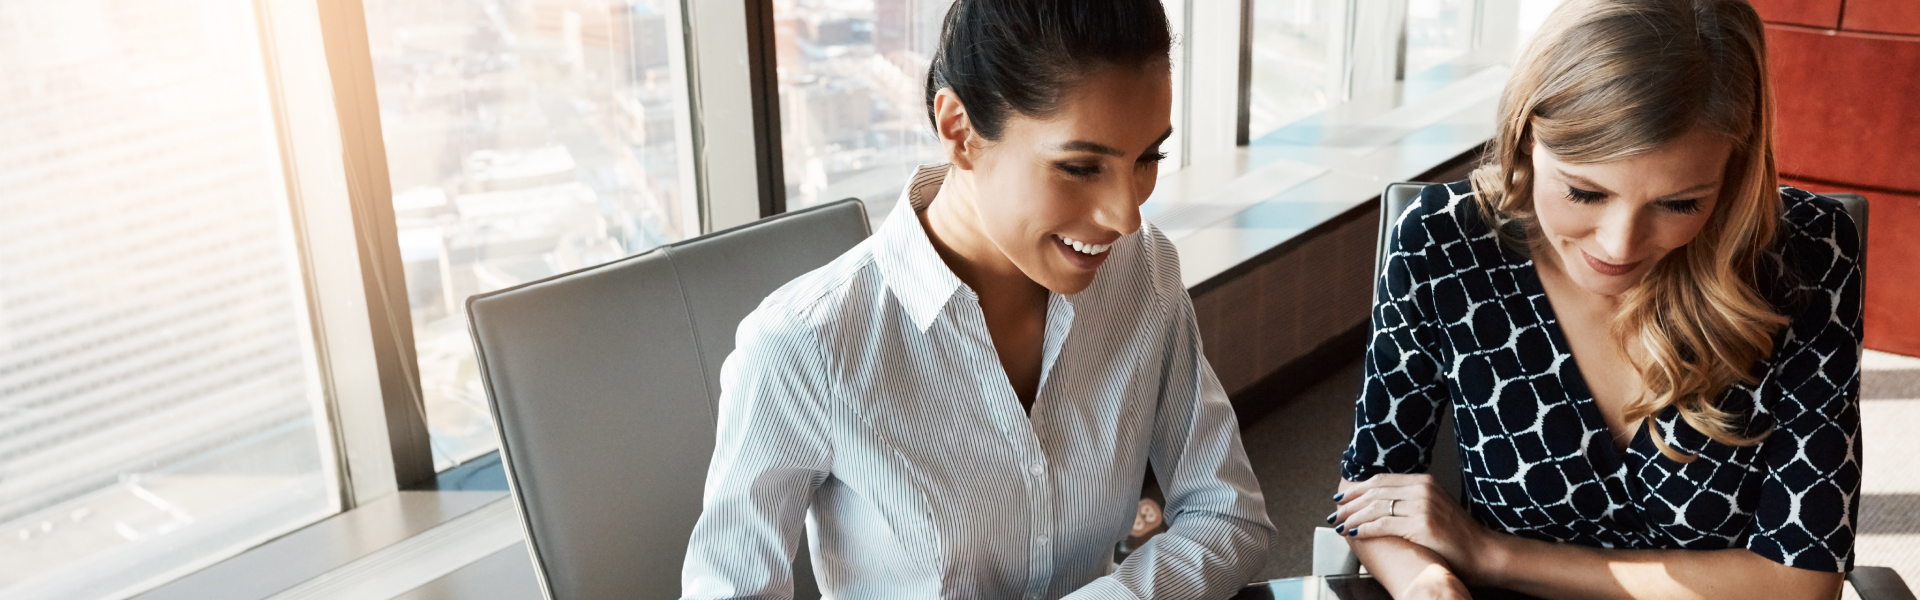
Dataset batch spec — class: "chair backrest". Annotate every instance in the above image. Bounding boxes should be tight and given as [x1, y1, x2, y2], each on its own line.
[1377, 182, 1433, 280]
[467, 199, 870, 600]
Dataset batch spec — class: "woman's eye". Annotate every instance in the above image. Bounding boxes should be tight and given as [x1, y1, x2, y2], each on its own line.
[1057, 163, 1101, 178]
[1565, 186, 1606, 204]
[1137, 151, 1168, 166]
[1661, 199, 1703, 215]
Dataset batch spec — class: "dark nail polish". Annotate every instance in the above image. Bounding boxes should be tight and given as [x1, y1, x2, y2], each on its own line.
[1335, 524, 1345, 533]
[1348, 527, 1360, 537]
[1332, 493, 1345, 501]
[1326, 513, 1337, 524]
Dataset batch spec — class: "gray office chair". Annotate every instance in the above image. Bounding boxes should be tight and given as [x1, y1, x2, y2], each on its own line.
[467, 199, 870, 599]
[1314, 184, 1911, 598]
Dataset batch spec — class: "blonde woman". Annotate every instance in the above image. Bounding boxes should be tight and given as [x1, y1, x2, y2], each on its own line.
[1329, 0, 1864, 597]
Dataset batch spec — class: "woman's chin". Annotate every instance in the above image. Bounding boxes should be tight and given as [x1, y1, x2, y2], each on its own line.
[1571, 270, 1644, 298]
[1032, 267, 1099, 296]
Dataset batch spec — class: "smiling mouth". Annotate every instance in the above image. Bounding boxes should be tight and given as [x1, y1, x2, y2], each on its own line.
[1056, 234, 1112, 256]
[1581, 250, 1641, 277]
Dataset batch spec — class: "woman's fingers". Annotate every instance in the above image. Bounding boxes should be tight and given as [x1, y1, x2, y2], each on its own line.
[1336, 495, 1425, 535]
[1336, 473, 1434, 506]
[1347, 502, 1426, 541]
[1330, 483, 1424, 527]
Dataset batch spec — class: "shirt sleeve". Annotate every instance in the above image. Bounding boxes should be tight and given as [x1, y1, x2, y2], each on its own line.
[681, 308, 835, 599]
[1341, 185, 1452, 481]
[1067, 283, 1277, 600]
[1745, 193, 1865, 572]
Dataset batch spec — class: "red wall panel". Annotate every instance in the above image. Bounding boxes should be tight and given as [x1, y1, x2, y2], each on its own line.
[1766, 26, 1920, 192]
[1768, 23, 1920, 356]
[1843, 0, 1920, 35]
[1748, 0, 1843, 28]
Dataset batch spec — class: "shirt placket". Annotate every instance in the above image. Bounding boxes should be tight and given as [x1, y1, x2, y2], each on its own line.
[1019, 294, 1074, 600]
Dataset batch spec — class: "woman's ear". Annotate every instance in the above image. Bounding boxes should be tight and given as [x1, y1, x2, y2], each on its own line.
[933, 88, 977, 171]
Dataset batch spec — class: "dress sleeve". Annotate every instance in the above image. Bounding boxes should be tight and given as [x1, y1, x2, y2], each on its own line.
[1066, 237, 1276, 600]
[681, 308, 836, 599]
[1341, 184, 1453, 481]
[1745, 193, 1865, 572]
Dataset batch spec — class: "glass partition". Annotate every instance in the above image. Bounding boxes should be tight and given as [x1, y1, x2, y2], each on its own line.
[0, 0, 335, 596]
[361, 0, 695, 469]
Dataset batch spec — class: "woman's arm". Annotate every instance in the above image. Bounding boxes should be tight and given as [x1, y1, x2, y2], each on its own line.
[1336, 478, 1471, 600]
[1339, 184, 1464, 598]
[1475, 533, 1843, 600]
[1337, 474, 1845, 600]
[681, 311, 835, 600]
[1065, 258, 1275, 600]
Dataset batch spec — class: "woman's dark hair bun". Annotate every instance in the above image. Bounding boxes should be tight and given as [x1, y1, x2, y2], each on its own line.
[926, 0, 1173, 141]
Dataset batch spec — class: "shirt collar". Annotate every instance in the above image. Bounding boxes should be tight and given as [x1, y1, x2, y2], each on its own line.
[875, 163, 968, 333]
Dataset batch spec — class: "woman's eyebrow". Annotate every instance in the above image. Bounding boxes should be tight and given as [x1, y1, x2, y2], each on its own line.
[1054, 126, 1176, 157]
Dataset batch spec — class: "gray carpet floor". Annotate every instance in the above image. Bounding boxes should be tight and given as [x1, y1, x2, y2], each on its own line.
[1238, 349, 1920, 595]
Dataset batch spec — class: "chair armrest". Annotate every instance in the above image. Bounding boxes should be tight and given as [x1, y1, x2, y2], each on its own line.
[1850, 566, 1917, 600]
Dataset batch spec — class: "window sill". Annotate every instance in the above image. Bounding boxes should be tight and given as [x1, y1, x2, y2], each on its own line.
[1151, 62, 1508, 293]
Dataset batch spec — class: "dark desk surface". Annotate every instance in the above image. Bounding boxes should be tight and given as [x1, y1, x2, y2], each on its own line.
[1233, 575, 1545, 600]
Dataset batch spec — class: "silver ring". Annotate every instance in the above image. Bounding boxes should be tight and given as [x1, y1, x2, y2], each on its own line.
[1389, 499, 1399, 517]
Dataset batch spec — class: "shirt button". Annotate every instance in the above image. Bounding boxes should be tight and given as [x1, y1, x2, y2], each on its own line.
[1028, 464, 1044, 477]
[1037, 535, 1050, 544]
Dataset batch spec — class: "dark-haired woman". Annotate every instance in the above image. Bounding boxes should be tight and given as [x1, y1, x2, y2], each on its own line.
[679, 1, 1275, 598]
[1328, 0, 1862, 598]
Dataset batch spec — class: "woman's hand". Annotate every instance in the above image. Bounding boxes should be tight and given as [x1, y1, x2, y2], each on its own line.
[1332, 474, 1501, 584]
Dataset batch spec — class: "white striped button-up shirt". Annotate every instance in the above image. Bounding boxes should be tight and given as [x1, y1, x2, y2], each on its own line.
[681, 164, 1274, 600]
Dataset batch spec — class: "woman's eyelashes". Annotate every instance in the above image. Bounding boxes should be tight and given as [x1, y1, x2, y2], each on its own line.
[1565, 186, 1606, 204]
[1563, 186, 1705, 214]
[1056, 162, 1101, 178]
[1660, 198, 1703, 214]
[1054, 151, 1167, 179]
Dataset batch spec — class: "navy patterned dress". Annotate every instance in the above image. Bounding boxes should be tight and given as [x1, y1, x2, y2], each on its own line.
[1340, 181, 1864, 571]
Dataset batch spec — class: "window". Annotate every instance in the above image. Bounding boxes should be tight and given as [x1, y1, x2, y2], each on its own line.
[1248, 0, 1568, 142]
[1405, 0, 1473, 75]
[361, 0, 695, 469]
[1246, 0, 1340, 141]
[0, 0, 335, 597]
[772, 0, 954, 220]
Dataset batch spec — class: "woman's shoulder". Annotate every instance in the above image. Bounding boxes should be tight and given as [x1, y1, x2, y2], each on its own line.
[1776, 186, 1864, 262]
[736, 238, 885, 351]
[1386, 180, 1496, 253]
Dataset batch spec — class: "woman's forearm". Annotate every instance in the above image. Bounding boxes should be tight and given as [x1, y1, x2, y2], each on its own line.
[1350, 535, 1459, 597]
[1477, 531, 1843, 600]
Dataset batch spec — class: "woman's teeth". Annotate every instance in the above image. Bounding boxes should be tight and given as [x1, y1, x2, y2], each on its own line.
[1057, 235, 1110, 256]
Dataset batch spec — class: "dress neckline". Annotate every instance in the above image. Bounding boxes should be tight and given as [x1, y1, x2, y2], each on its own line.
[1501, 241, 1652, 472]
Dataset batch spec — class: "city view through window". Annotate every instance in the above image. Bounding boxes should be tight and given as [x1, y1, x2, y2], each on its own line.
[0, 0, 334, 597]
[364, 0, 693, 469]
[773, 0, 953, 220]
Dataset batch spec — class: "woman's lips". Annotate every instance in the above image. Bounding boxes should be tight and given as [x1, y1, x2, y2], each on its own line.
[1581, 249, 1641, 277]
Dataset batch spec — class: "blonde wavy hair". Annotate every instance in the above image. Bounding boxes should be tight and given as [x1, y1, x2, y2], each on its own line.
[1469, 0, 1787, 461]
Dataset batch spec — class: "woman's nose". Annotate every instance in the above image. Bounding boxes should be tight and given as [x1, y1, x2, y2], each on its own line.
[1093, 175, 1146, 235]
[1593, 205, 1648, 260]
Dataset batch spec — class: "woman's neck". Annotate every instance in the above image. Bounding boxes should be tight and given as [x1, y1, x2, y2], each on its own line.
[921, 169, 1049, 312]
